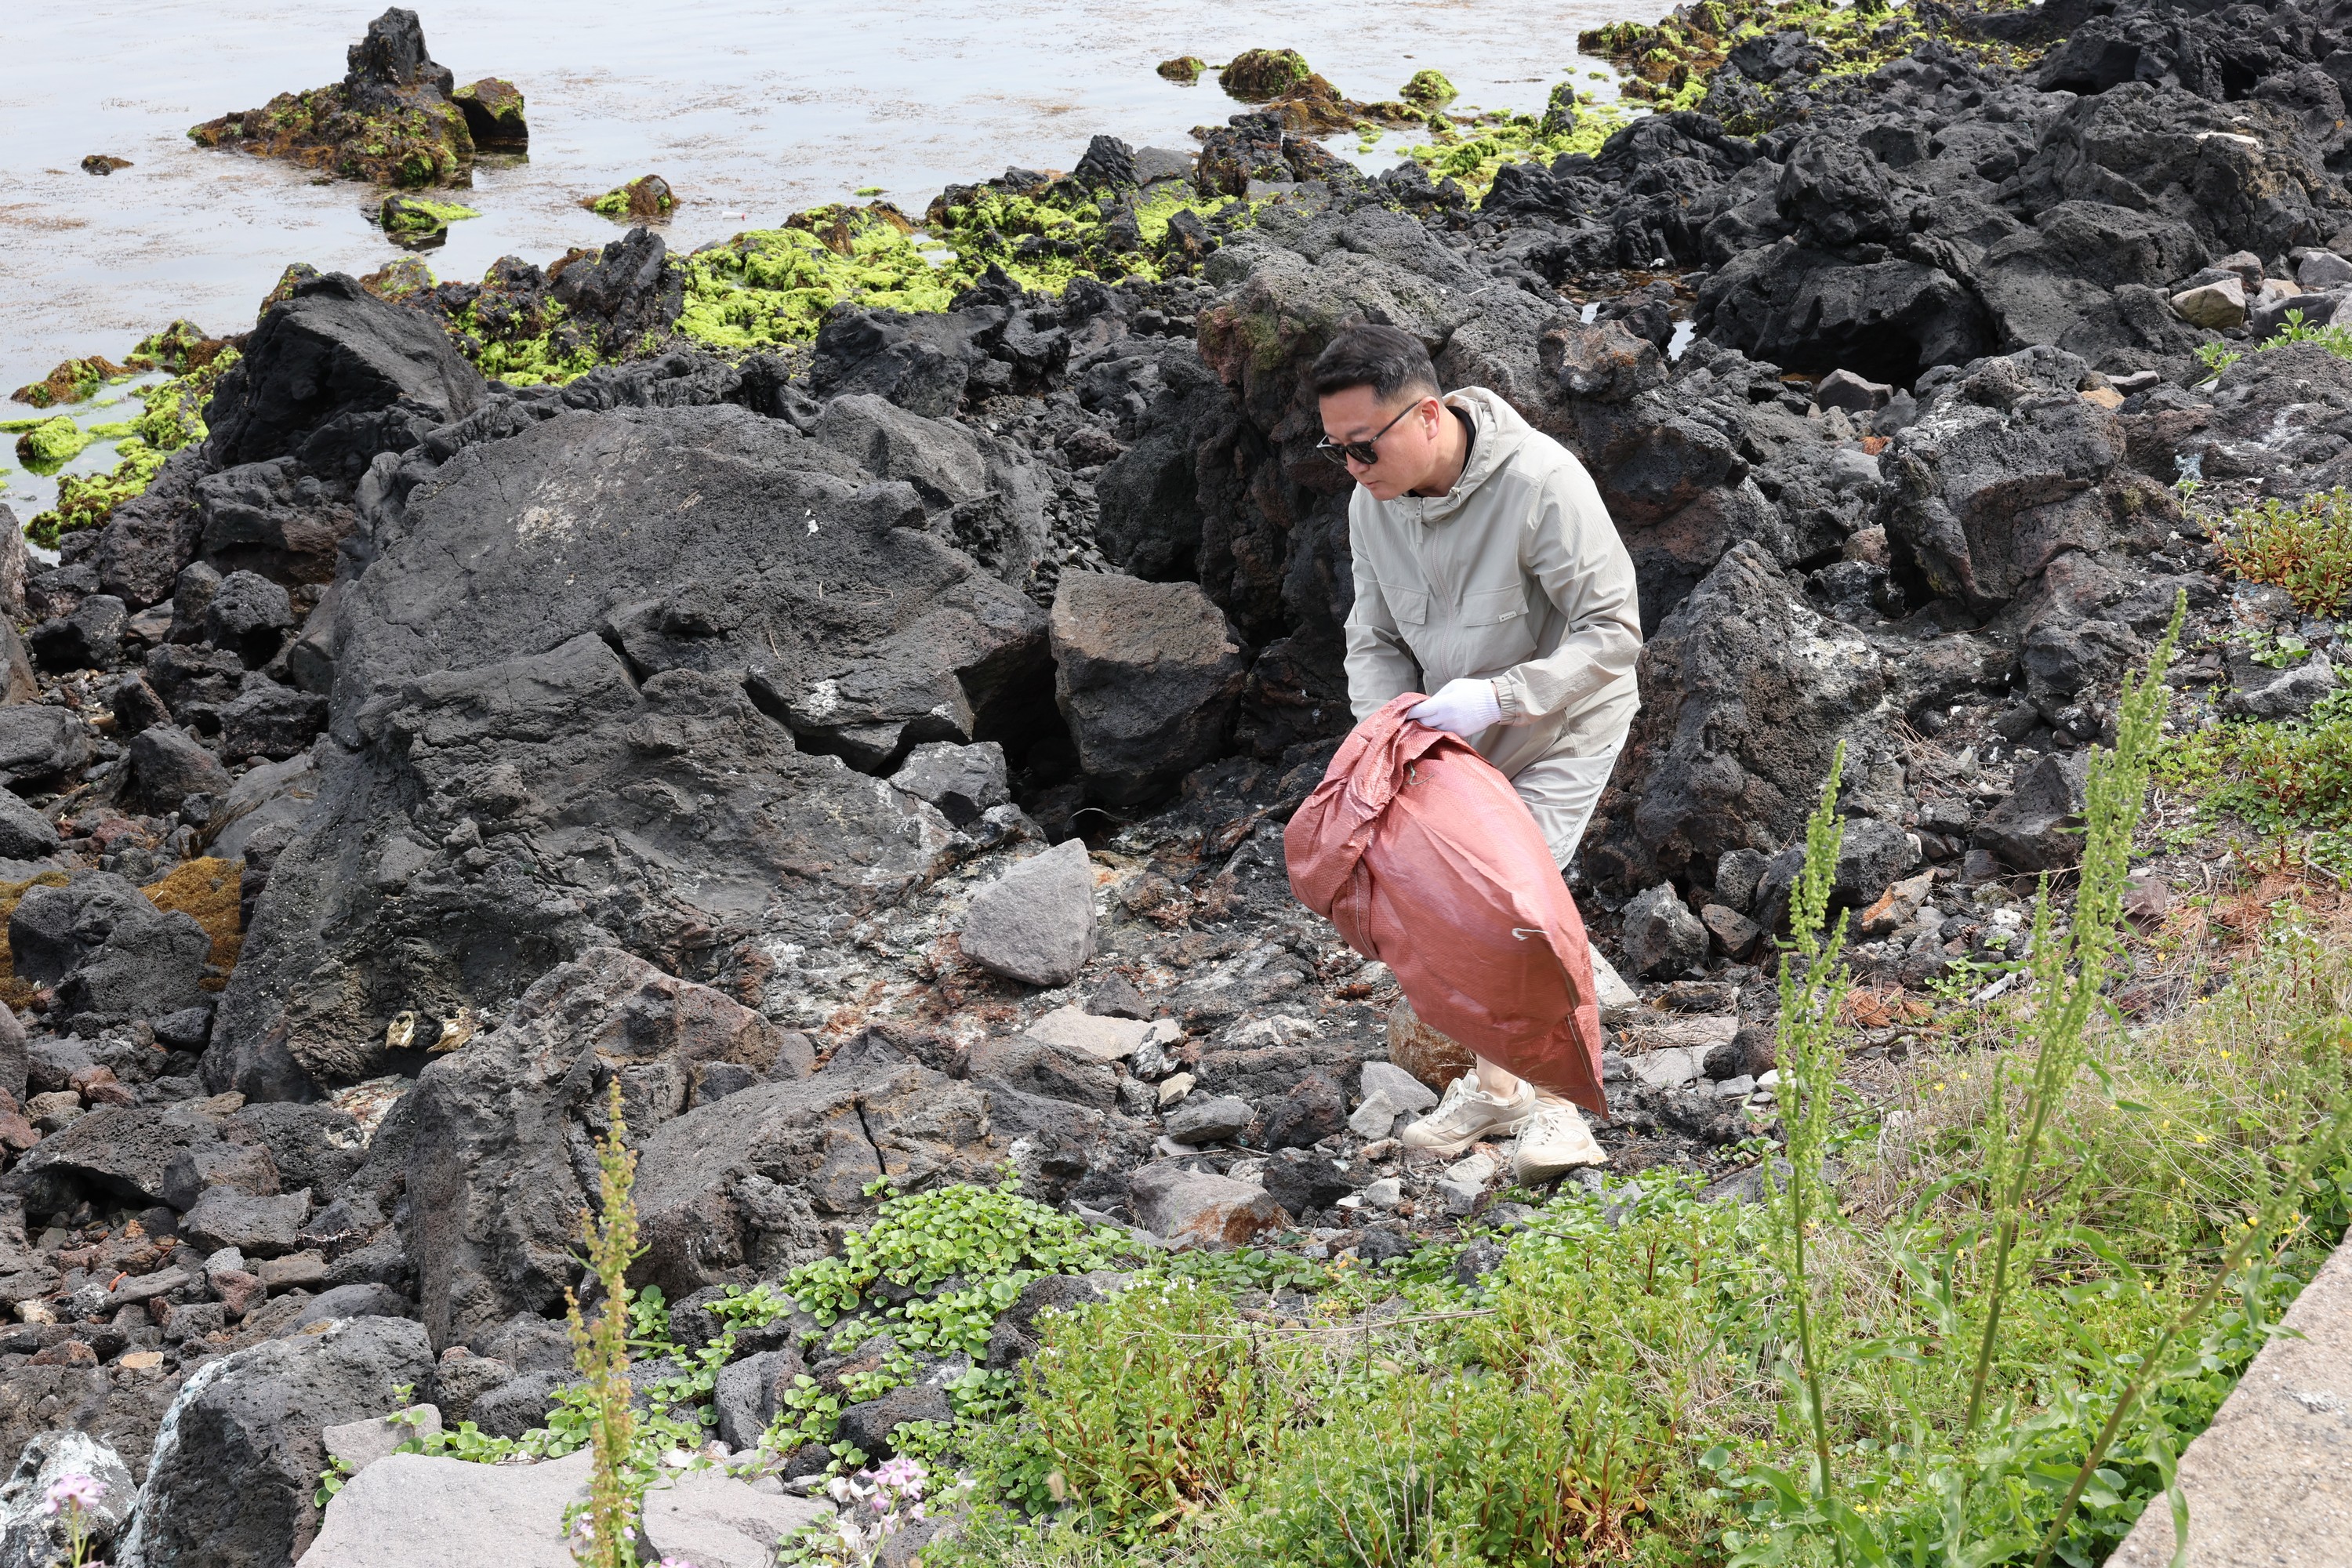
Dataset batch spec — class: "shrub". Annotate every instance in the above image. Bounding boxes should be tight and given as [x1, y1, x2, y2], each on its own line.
[2218, 487, 2352, 615]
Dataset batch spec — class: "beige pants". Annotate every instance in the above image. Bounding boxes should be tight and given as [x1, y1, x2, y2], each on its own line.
[1507, 728, 1628, 871]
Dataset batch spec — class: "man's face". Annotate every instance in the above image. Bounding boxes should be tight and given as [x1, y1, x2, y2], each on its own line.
[1318, 385, 1441, 501]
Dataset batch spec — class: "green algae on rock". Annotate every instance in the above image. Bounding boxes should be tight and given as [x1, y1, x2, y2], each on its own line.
[450, 77, 528, 150]
[15, 417, 95, 475]
[1579, 0, 2040, 116]
[586, 175, 675, 220]
[1400, 68, 1459, 108]
[126, 321, 231, 376]
[1404, 93, 1632, 202]
[187, 8, 497, 187]
[380, 194, 481, 235]
[30, 441, 168, 548]
[1218, 48, 1313, 102]
[1156, 56, 1208, 83]
[10, 358, 125, 410]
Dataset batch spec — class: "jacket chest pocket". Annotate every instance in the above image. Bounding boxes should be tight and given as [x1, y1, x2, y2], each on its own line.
[1385, 585, 1431, 626]
[1458, 584, 1537, 669]
[1461, 586, 1527, 627]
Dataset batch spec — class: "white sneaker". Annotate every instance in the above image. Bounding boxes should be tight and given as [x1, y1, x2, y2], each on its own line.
[1399, 1073, 1534, 1156]
[1510, 1096, 1608, 1184]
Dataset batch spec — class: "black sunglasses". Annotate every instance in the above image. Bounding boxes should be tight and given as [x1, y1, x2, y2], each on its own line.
[1316, 401, 1421, 467]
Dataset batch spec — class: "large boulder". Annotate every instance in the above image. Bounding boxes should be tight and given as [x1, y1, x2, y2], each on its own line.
[5, 1103, 232, 1213]
[0, 1431, 139, 1568]
[405, 947, 812, 1351]
[1975, 751, 2092, 873]
[1051, 574, 1246, 804]
[0, 707, 89, 793]
[811, 392, 1049, 586]
[1584, 543, 1890, 892]
[119, 726, 234, 815]
[9, 873, 213, 1027]
[206, 402, 1050, 1100]
[201, 272, 487, 485]
[119, 1315, 435, 1568]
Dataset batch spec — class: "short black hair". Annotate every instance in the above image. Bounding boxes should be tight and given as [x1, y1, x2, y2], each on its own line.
[1309, 322, 1439, 402]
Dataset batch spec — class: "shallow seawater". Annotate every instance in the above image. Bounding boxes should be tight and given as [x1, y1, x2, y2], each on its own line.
[0, 0, 1649, 521]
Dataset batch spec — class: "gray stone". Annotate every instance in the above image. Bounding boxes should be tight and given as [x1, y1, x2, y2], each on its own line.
[1049, 573, 1246, 804]
[119, 726, 232, 815]
[1714, 848, 1770, 912]
[468, 1370, 568, 1439]
[1624, 1047, 1707, 1091]
[5, 1102, 229, 1210]
[1127, 1161, 1286, 1250]
[2222, 649, 2336, 720]
[180, 1188, 310, 1257]
[1347, 1091, 1404, 1140]
[837, 1384, 951, 1460]
[1813, 368, 1893, 412]
[423, 1353, 513, 1425]
[638, 1468, 834, 1568]
[159, 1139, 279, 1213]
[1359, 1176, 1403, 1209]
[2109, 1228, 2352, 1567]
[2170, 277, 2247, 328]
[1163, 1094, 1253, 1145]
[202, 572, 295, 667]
[887, 740, 1009, 827]
[322, 1404, 441, 1475]
[1438, 1152, 1497, 1214]
[1024, 1005, 1154, 1063]
[2298, 250, 2352, 291]
[712, 1348, 803, 1450]
[0, 1432, 138, 1568]
[122, 1314, 435, 1568]
[959, 840, 1097, 988]
[1621, 884, 1708, 979]
[0, 792, 60, 861]
[0, 706, 88, 793]
[1359, 1060, 1438, 1115]
[294, 1449, 591, 1568]
[1974, 751, 2092, 873]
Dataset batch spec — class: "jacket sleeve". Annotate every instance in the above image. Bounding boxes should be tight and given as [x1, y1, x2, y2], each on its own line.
[1489, 458, 1643, 726]
[1342, 504, 1422, 720]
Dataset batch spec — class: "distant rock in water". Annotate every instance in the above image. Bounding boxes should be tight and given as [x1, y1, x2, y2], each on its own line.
[186, 7, 521, 187]
[584, 174, 675, 221]
[78, 155, 131, 176]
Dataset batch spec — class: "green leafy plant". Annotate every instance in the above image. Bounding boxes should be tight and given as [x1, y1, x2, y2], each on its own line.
[2218, 487, 2352, 615]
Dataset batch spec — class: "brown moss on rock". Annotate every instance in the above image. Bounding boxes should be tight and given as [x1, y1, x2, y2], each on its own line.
[186, 9, 491, 187]
[1219, 47, 1313, 102]
[10, 358, 124, 409]
[142, 858, 245, 986]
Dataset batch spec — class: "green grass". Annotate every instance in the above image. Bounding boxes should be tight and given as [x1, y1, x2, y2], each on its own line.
[2217, 488, 2352, 617]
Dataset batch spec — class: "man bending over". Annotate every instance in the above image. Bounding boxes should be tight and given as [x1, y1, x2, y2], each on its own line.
[1313, 321, 1642, 1183]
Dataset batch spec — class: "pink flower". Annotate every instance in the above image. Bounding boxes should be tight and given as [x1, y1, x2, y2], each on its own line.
[42, 1473, 105, 1516]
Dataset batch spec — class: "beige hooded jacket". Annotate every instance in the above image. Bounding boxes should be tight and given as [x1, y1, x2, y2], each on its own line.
[1343, 387, 1642, 779]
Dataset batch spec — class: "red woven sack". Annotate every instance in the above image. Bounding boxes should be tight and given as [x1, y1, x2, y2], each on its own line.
[1283, 695, 1606, 1116]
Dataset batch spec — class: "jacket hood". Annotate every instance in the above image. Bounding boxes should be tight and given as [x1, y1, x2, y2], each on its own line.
[1418, 387, 1535, 525]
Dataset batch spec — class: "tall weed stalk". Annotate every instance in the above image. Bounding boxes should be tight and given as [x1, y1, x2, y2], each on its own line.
[568, 1078, 644, 1568]
[1759, 742, 1856, 1557]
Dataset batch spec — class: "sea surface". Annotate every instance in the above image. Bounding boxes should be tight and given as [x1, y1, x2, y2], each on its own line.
[0, 0, 1650, 522]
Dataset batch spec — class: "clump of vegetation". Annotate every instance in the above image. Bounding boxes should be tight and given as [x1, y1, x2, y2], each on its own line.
[13, 417, 93, 474]
[2218, 487, 2352, 615]
[25, 342, 239, 547]
[1399, 68, 1459, 108]
[380, 193, 481, 235]
[1156, 56, 1207, 84]
[9, 357, 124, 410]
[1404, 96, 1634, 202]
[31, 443, 166, 548]
[1218, 48, 1313, 103]
[189, 82, 474, 187]
[586, 175, 675, 220]
[1581, 0, 2041, 118]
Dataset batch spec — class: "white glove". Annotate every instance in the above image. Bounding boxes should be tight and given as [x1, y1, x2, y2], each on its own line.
[1405, 678, 1501, 735]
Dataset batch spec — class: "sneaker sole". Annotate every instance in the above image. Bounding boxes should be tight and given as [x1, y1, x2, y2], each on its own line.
[1513, 1149, 1609, 1184]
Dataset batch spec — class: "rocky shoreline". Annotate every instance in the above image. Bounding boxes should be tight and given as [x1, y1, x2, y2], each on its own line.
[1, 0, 2350, 1559]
